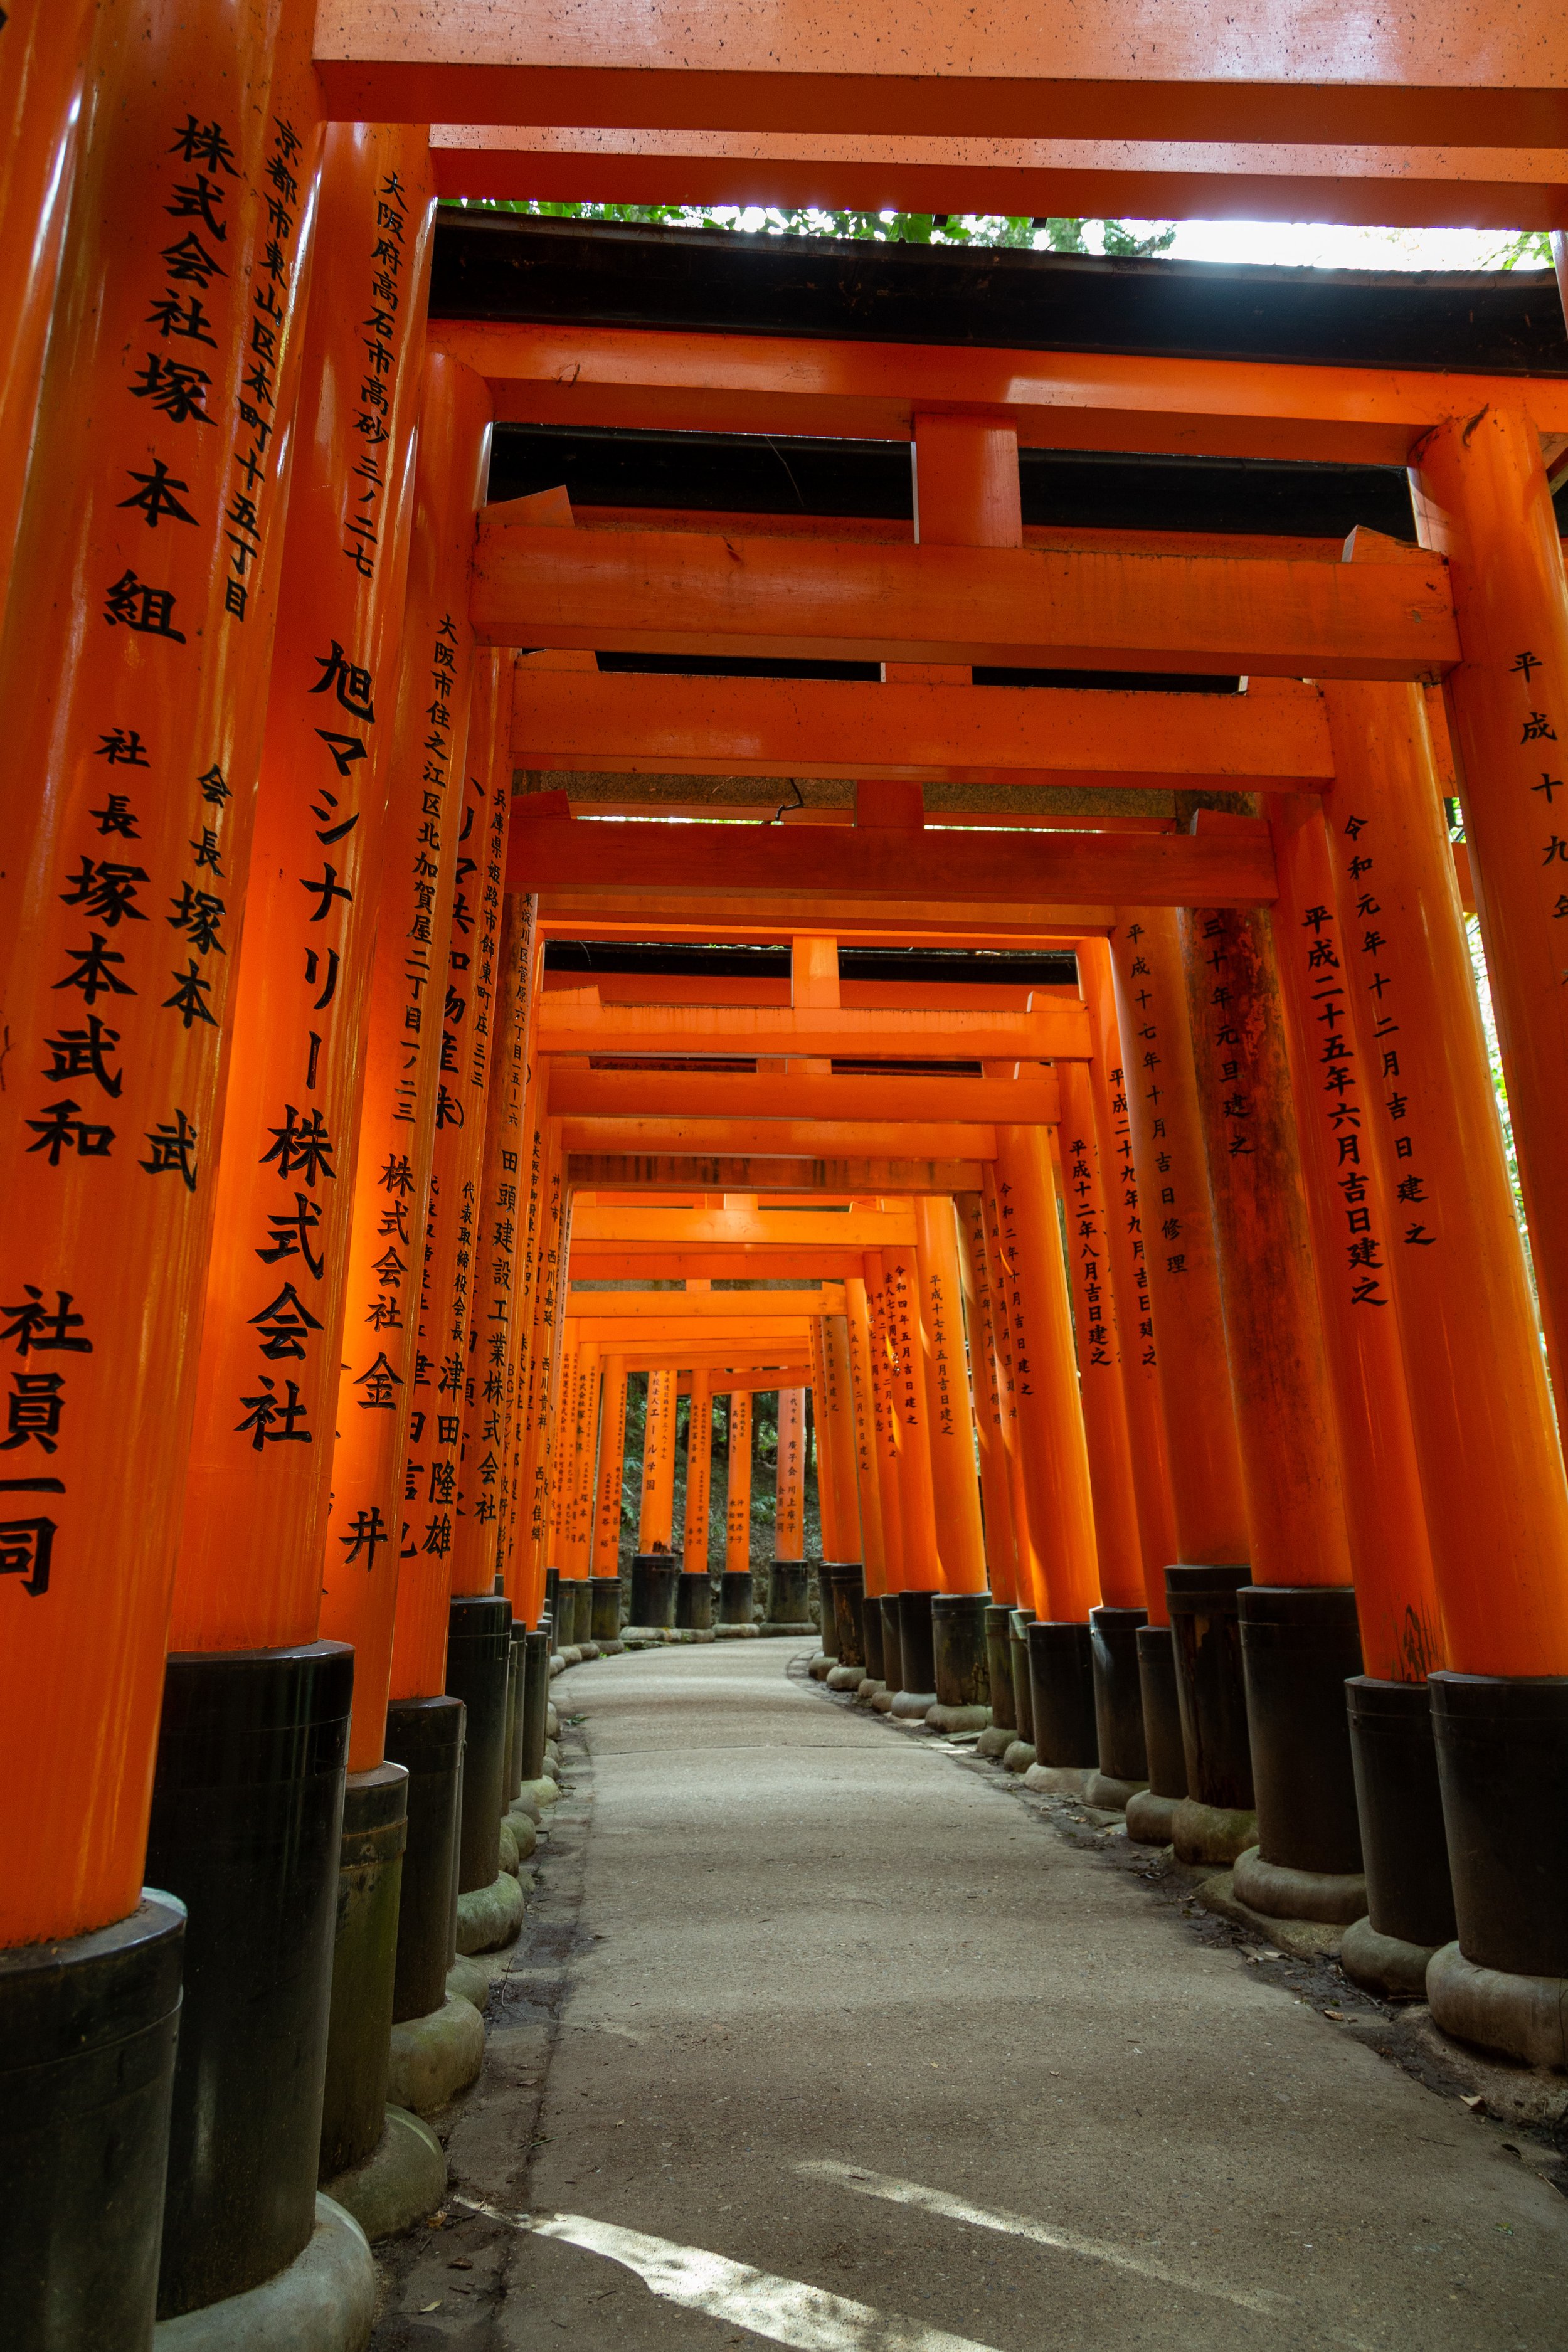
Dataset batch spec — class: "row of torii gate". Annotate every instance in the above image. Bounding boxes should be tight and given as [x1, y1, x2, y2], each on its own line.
[6, 3, 1568, 2344]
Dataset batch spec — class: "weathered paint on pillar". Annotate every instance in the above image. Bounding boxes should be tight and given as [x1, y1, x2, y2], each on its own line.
[1412, 416, 1568, 1412]
[1076, 941, 1179, 1613]
[595, 1355, 628, 1576]
[314, 355, 489, 1746]
[885, 1253, 940, 1584]
[724, 1387, 753, 1571]
[176, 127, 436, 1660]
[568, 1340, 600, 1581]
[1056, 1065, 1145, 1610]
[0, 2, 322, 1944]
[1270, 787, 1444, 1681]
[682, 1370, 713, 1572]
[914, 1194, 987, 1594]
[452, 886, 536, 1596]
[862, 1249, 907, 1588]
[980, 1179, 1042, 1614]
[822, 1313, 862, 1563]
[639, 1366, 677, 1550]
[988, 1133, 1099, 1623]
[844, 1277, 887, 1594]
[1318, 681, 1568, 1677]
[1180, 898, 1354, 1591]
[776, 1386, 807, 1559]
[0, 0, 98, 625]
[519, 1133, 567, 1617]
[955, 1191, 1018, 1605]
[807, 1318, 843, 1560]
[1108, 909, 1250, 1571]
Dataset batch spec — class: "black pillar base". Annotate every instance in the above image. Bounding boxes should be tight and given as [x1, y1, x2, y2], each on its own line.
[932, 1592, 991, 1709]
[1135, 1624, 1188, 1799]
[879, 1595, 905, 1695]
[1010, 1609, 1037, 1746]
[591, 1575, 623, 1642]
[543, 1567, 559, 1640]
[676, 1571, 714, 1629]
[1239, 1585, 1363, 1874]
[386, 1695, 465, 2024]
[827, 1564, 866, 1668]
[1090, 1606, 1149, 1784]
[506, 1623, 528, 1804]
[896, 1588, 939, 1700]
[861, 1591, 886, 1681]
[630, 1552, 679, 1628]
[502, 1638, 521, 1803]
[1347, 1675, 1456, 1950]
[1167, 1564, 1255, 1811]
[1431, 1671, 1568, 1976]
[719, 1568, 755, 1625]
[519, 1631, 551, 1787]
[1, 1892, 184, 2352]
[554, 1579, 585, 1649]
[985, 1603, 1017, 1732]
[1027, 1621, 1098, 1767]
[766, 1558, 811, 1625]
[445, 1596, 512, 1896]
[146, 1641, 352, 2319]
[812, 1566, 837, 1655]
[319, 1761, 407, 2181]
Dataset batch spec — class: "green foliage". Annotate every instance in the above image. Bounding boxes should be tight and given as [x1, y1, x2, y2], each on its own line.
[1490, 230, 1555, 270]
[615, 1373, 820, 1571]
[441, 196, 1177, 258]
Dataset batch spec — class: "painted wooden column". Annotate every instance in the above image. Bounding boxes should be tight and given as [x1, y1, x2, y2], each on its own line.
[807, 1318, 840, 1560]
[515, 1129, 566, 1620]
[821, 1311, 863, 1562]
[844, 1276, 888, 1599]
[955, 1191, 1018, 1607]
[862, 1249, 907, 1590]
[913, 1195, 987, 1594]
[639, 1366, 677, 1551]
[980, 1176, 1042, 1616]
[595, 1355, 629, 1579]
[312, 354, 489, 1742]
[884, 1252, 941, 1585]
[1412, 416, 1568, 1407]
[1108, 908, 1251, 1576]
[1076, 941, 1179, 1606]
[0, 0, 98, 627]
[724, 1388, 753, 1571]
[1317, 677, 1568, 2040]
[682, 1370, 713, 1573]
[1056, 1064, 1145, 1611]
[776, 1386, 807, 1561]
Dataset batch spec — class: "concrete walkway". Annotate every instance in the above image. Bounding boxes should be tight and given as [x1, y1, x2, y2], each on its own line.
[372, 1640, 1568, 2349]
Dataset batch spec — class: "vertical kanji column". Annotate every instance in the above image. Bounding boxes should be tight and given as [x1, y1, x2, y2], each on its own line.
[844, 1277, 887, 1609]
[886, 1249, 943, 1712]
[591, 1355, 628, 1643]
[1181, 887, 1364, 1914]
[989, 1131, 1102, 1775]
[631, 1365, 679, 1631]
[679, 1370, 714, 1631]
[955, 1190, 1021, 1751]
[980, 1177, 1041, 1616]
[863, 1248, 908, 1702]
[816, 1310, 866, 1678]
[768, 1385, 810, 1629]
[916, 1195, 990, 1730]
[1320, 676, 1568, 2047]
[1108, 906, 1253, 1843]
[718, 1387, 756, 1632]
[558, 1338, 598, 1648]
[0, 6, 324, 2328]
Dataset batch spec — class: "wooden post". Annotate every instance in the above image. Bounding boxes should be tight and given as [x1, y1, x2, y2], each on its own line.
[862, 1248, 907, 1588]
[955, 1191, 1018, 1606]
[776, 1385, 807, 1560]
[596, 1355, 629, 1578]
[845, 1276, 888, 1596]
[913, 1194, 987, 1594]
[980, 1175, 1042, 1614]
[1056, 1064, 1145, 1609]
[822, 1312, 863, 1561]
[682, 1370, 713, 1572]
[884, 1253, 940, 1584]
[724, 1388, 753, 1571]
[639, 1365, 677, 1550]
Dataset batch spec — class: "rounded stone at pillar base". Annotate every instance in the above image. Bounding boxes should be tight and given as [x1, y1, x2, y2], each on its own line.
[675, 1571, 714, 1631]
[319, 2107, 446, 2245]
[1026, 1621, 1098, 1771]
[1009, 1609, 1037, 1749]
[150, 2196, 375, 2352]
[871, 1687, 898, 1715]
[504, 1813, 538, 1865]
[827, 1663, 864, 1691]
[1126, 1789, 1180, 1845]
[1135, 1624, 1187, 1802]
[546, 1700, 559, 1741]
[1340, 1915, 1436, 2000]
[1023, 1762, 1093, 1797]
[1085, 1772, 1148, 1813]
[1430, 1671, 1568, 1979]
[590, 1576, 623, 1643]
[446, 1956, 490, 2010]
[1426, 1943, 1568, 2072]
[766, 1557, 811, 1626]
[630, 1552, 679, 1629]
[455, 1870, 524, 1957]
[1172, 1797, 1259, 1867]
[879, 1595, 905, 1697]
[319, 1762, 408, 2186]
[1089, 1606, 1149, 1784]
[1, 1891, 185, 2352]
[891, 1688, 938, 1719]
[977, 1725, 1014, 1757]
[719, 1569, 755, 1625]
[1167, 1564, 1255, 1813]
[1347, 1675, 1457, 1954]
[1239, 1584, 1364, 1875]
[497, 1820, 520, 1877]
[385, 1697, 465, 2030]
[828, 1563, 867, 1669]
[517, 1776, 560, 1811]
[713, 1623, 761, 1640]
[933, 1591, 992, 1719]
[808, 1654, 834, 1680]
[856, 1679, 885, 1705]
[984, 1604, 1017, 1735]
[445, 1596, 514, 1899]
[146, 1642, 353, 2323]
[1233, 1844, 1367, 1926]
[1004, 1741, 1036, 1774]
[386, 1993, 485, 2116]
[896, 1588, 939, 1715]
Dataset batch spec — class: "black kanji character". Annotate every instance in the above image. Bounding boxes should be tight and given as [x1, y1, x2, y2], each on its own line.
[53, 932, 134, 1004]
[197, 763, 230, 805]
[1523, 711, 1559, 744]
[299, 863, 352, 922]
[43, 1015, 122, 1098]
[257, 1192, 324, 1280]
[247, 1281, 324, 1360]
[339, 1505, 388, 1567]
[190, 827, 223, 874]
[165, 172, 230, 243]
[353, 1352, 403, 1409]
[60, 856, 148, 927]
[1, 1372, 65, 1454]
[260, 1103, 334, 1187]
[103, 569, 184, 640]
[235, 1375, 310, 1448]
[1, 1288, 90, 1355]
[309, 641, 376, 723]
[167, 881, 225, 953]
[162, 960, 216, 1028]
[0, 1517, 55, 1596]
[146, 288, 218, 347]
[140, 1107, 199, 1192]
[128, 351, 215, 426]
[93, 729, 149, 769]
[169, 114, 238, 174]
[158, 230, 226, 288]
[314, 731, 366, 780]
[24, 1099, 114, 1166]
[118, 457, 198, 531]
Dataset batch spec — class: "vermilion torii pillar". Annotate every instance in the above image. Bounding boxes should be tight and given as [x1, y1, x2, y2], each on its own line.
[719, 1386, 756, 1631]
[1318, 676, 1568, 2048]
[914, 1194, 992, 1729]
[0, 3, 324, 2325]
[956, 1191, 1022, 1752]
[844, 1275, 889, 1675]
[639, 1367, 678, 1552]
[592, 1354, 629, 1640]
[679, 1370, 715, 1631]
